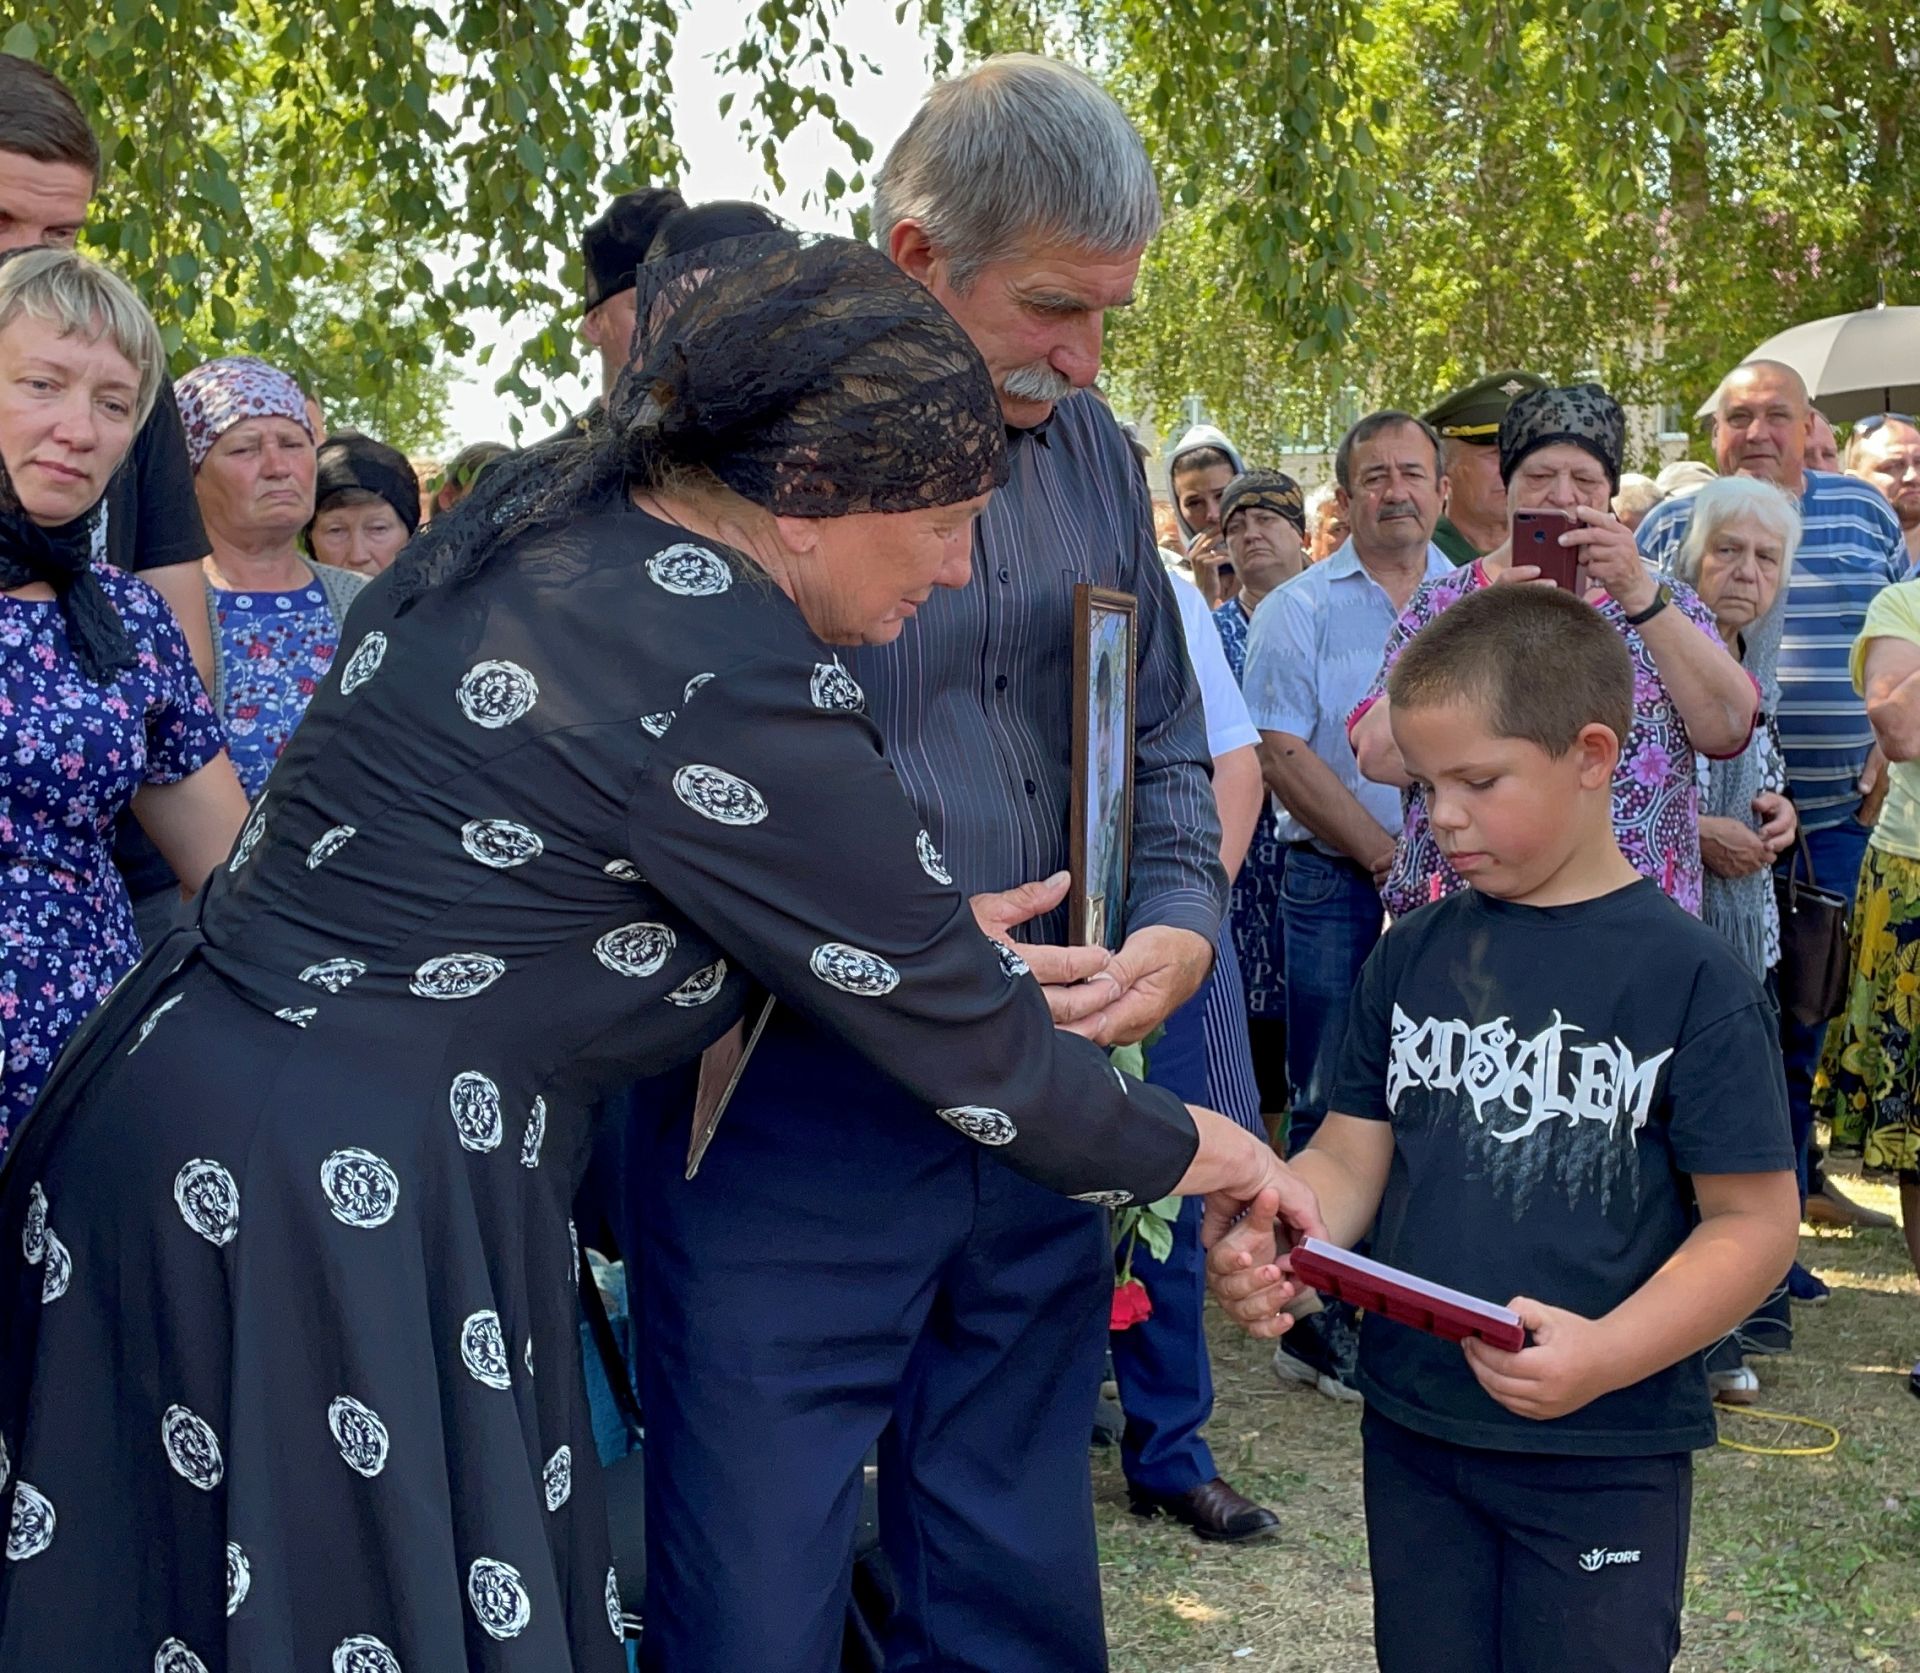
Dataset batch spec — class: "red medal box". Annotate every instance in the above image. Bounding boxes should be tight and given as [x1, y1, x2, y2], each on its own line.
[1288, 1238, 1527, 1353]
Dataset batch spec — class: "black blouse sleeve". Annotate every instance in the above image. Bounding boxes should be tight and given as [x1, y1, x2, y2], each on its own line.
[623, 649, 1200, 1206]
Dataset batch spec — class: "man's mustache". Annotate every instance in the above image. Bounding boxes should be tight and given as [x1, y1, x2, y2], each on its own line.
[1004, 361, 1075, 403]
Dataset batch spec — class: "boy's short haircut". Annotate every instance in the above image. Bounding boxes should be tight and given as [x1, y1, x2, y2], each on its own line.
[0, 55, 102, 186]
[1387, 584, 1634, 756]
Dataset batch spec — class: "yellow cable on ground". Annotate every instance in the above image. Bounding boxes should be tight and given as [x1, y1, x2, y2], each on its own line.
[1714, 1404, 1842, 1457]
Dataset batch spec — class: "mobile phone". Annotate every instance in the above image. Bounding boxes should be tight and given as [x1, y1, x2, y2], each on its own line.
[1216, 561, 1235, 580]
[1512, 509, 1583, 592]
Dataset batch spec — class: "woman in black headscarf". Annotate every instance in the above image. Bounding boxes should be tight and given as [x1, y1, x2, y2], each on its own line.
[0, 236, 1314, 1668]
[307, 430, 422, 578]
[0, 247, 245, 1149]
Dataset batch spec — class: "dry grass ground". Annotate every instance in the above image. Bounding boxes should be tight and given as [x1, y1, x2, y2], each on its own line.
[1096, 1164, 1920, 1673]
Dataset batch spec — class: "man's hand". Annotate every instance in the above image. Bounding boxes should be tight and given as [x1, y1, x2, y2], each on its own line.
[1461, 1298, 1621, 1421]
[1752, 790, 1797, 856]
[969, 872, 1116, 1032]
[1699, 814, 1773, 879]
[1071, 924, 1214, 1047]
[1366, 840, 1397, 887]
[1567, 504, 1658, 615]
[1203, 1187, 1324, 1340]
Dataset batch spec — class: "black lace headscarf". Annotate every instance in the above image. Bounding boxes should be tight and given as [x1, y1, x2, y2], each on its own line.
[0, 246, 142, 685]
[389, 235, 1009, 610]
[1498, 384, 1626, 495]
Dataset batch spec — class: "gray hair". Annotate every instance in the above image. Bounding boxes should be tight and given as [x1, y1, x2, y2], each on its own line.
[1612, 472, 1664, 521]
[0, 246, 164, 427]
[1670, 475, 1802, 595]
[871, 53, 1162, 289]
[1305, 482, 1340, 530]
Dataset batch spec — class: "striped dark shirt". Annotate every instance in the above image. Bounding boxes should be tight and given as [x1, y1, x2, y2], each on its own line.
[844, 392, 1225, 947]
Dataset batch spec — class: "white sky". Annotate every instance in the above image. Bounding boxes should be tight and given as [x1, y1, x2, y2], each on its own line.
[440, 0, 936, 446]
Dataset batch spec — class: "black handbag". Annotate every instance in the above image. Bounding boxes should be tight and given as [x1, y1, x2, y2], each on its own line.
[1773, 838, 1853, 1028]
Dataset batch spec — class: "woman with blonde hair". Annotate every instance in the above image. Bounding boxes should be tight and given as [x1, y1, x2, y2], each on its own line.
[0, 248, 244, 1147]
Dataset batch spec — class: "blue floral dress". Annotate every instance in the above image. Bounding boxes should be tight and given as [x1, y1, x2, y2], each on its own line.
[0, 567, 226, 1148]
[211, 581, 341, 798]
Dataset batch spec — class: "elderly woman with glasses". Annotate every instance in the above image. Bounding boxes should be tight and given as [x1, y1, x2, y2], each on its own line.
[1351, 384, 1760, 918]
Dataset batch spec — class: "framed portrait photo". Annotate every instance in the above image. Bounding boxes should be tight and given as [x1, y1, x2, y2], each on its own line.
[1070, 585, 1138, 952]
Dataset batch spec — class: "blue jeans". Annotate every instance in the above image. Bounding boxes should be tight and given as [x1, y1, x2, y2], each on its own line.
[1279, 845, 1385, 1153]
[1777, 817, 1872, 1198]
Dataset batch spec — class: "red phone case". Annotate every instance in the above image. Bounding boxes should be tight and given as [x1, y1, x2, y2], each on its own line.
[1288, 1238, 1527, 1353]
[1512, 510, 1583, 592]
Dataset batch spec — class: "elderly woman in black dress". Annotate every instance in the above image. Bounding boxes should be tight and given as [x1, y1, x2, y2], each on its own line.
[0, 237, 1314, 1668]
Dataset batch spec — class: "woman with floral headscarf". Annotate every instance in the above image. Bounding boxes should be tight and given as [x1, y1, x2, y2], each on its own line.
[0, 249, 245, 1148]
[176, 356, 367, 798]
[1349, 383, 1759, 917]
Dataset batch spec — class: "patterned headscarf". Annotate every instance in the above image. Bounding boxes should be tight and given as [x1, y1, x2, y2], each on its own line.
[1498, 384, 1625, 494]
[389, 235, 1008, 608]
[175, 356, 314, 471]
[1219, 470, 1306, 537]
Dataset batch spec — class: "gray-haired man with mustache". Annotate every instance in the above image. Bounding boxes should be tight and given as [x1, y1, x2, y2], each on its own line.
[631, 53, 1238, 1673]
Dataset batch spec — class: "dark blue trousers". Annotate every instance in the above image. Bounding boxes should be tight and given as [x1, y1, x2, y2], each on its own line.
[629, 1010, 1113, 1673]
[1777, 816, 1872, 1197]
[1111, 973, 1217, 1495]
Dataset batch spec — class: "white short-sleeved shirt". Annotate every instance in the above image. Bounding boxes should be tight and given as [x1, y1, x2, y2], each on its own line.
[1242, 541, 1452, 847]
[1168, 572, 1259, 760]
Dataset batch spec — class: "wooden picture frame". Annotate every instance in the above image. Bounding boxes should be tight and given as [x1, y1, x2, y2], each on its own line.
[1069, 584, 1138, 951]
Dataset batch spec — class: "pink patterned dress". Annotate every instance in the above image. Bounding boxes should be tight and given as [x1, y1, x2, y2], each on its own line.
[1351, 561, 1749, 920]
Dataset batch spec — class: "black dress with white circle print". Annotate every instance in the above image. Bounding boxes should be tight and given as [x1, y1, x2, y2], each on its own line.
[0, 501, 1196, 1666]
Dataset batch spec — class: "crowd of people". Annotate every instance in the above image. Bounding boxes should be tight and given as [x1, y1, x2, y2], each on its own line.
[0, 38, 1913, 1673]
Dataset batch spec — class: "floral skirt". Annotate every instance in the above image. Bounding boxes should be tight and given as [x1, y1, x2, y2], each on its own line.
[1813, 844, 1920, 1179]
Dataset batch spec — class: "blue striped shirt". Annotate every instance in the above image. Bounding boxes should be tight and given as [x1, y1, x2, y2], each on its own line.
[844, 392, 1225, 945]
[1638, 472, 1905, 831]
[1241, 540, 1453, 849]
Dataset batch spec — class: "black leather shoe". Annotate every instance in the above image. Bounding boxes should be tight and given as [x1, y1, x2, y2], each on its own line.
[1128, 1476, 1280, 1543]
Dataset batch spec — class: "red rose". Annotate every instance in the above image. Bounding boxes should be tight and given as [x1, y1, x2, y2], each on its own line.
[1109, 1277, 1153, 1332]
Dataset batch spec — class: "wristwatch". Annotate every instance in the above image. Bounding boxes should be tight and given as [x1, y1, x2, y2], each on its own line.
[1624, 584, 1672, 627]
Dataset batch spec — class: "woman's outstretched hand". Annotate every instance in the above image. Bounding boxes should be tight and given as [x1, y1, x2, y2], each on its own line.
[1172, 1111, 1327, 1338]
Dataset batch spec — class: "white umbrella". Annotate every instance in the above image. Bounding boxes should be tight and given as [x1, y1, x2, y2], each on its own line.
[1695, 305, 1920, 424]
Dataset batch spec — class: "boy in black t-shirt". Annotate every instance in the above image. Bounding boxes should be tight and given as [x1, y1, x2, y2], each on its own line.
[1209, 584, 1799, 1673]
